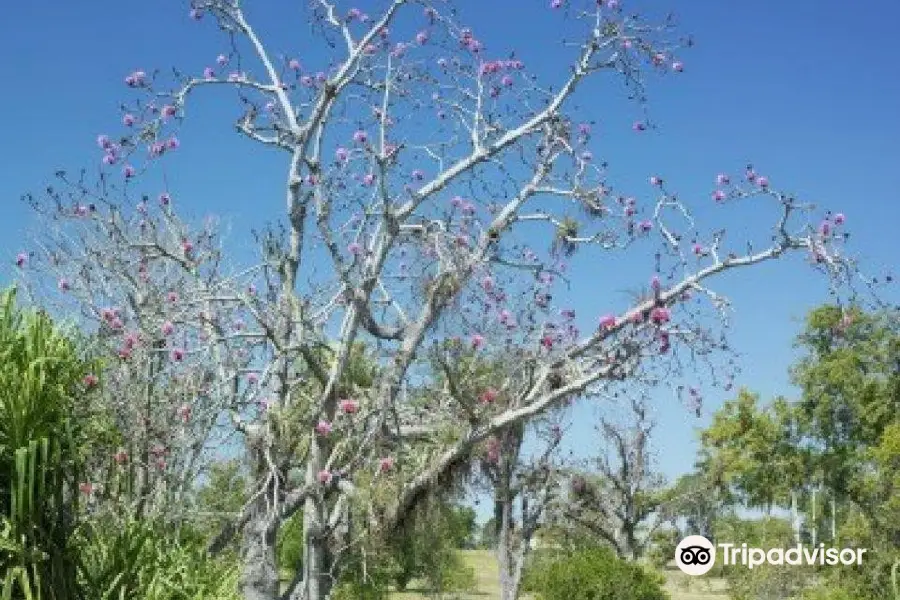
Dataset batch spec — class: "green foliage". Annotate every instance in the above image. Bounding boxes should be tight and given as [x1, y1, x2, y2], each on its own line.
[523, 546, 668, 600]
[389, 500, 477, 593]
[75, 513, 240, 600]
[276, 511, 304, 577]
[712, 515, 811, 600]
[646, 527, 680, 569]
[698, 389, 805, 509]
[193, 459, 247, 553]
[0, 287, 95, 600]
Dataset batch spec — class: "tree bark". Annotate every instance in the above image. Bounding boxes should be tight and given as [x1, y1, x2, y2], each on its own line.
[239, 445, 279, 600]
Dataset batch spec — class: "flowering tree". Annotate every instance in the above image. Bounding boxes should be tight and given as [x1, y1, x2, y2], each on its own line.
[14, 1, 877, 599]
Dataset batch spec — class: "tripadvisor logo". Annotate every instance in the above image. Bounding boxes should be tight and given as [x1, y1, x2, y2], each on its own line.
[675, 535, 868, 576]
[675, 535, 716, 576]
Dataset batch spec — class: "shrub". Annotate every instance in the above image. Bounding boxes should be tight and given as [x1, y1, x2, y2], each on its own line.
[523, 546, 668, 600]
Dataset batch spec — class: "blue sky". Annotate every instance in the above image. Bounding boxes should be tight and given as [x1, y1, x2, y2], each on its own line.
[2, 0, 899, 502]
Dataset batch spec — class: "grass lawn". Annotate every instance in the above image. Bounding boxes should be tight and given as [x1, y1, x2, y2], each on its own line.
[385, 550, 731, 600]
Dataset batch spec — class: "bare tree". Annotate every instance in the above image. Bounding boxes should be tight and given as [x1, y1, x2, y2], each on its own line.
[560, 396, 665, 561]
[14, 1, 878, 599]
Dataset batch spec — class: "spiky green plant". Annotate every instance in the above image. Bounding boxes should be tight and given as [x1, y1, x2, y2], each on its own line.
[0, 287, 94, 600]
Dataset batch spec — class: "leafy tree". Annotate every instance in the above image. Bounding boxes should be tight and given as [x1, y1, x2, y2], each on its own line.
[698, 306, 900, 599]
[713, 515, 810, 600]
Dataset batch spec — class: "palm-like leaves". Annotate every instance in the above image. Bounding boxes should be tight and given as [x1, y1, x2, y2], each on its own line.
[0, 287, 90, 600]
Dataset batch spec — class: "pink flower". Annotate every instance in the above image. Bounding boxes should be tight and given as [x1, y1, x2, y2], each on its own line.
[416, 31, 429, 45]
[161, 104, 177, 119]
[83, 374, 99, 388]
[650, 307, 671, 324]
[578, 123, 591, 135]
[639, 220, 652, 233]
[834, 213, 846, 225]
[551, 0, 563, 6]
[649, 175, 662, 186]
[301, 75, 313, 86]
[114, 450, 128, 465]
[161, 321, 175, 336]
[471, 333, 485, 349]
[217, 54, 228, 66]
[713, 190, 726, 202]
[156, 458, 167, 469]
[651, 274, 661, 292]
[167, 136, 180, 150]
[14, 252, 27, 268]
[122, 113, 136, 126]
[288, 58, 301, 71]
[203, 67, 215, 79]
[247, 372, 259, 384]
[379, 457, 394, 473]
[353, 130, 368, 144]
[820, 220, 831, 236]
[339, 399, 359, 414]
[171, 347, 185, 361]
[481, 276, 494, 291]
[159, 192, 171, 206]
[541, 334, 554, 350]
[317, 470, 333, 484]
[102, 153, 117, 165]
[79, 482, 93, 496]
[716, 173, 730, 186]
[486, 437, 500, 463]
[182, 239, 194, 255]
[166, 291, 178, 303]
[58, 278, 71, 292]
[598, 314, 616, 329]
[633, 121, 646, 132]
[693, 243, 704, 256]
[125, 70, 146, 87]
[178, 404, 191, 422]
[757, 176, 769, 188]
[315, 420, 333, 436]
[411, 169, 425, 180]
[118, 346, 132, 360]
[123, 164, 135, 178]
[479, 388, 499, 404]
[347, 242, 363, 256]
[362, 173, 375, 186]
[335, 147, 349, 162]
[672, 61, 684, 72]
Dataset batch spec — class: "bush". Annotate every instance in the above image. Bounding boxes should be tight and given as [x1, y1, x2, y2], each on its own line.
[523, 546, 668, 600]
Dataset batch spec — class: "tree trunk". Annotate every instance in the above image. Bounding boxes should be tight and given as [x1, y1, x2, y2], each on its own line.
[299, 438, 331, 600]
[831, 496, 837, 542]
[791, 490, 800, 544]
[240, 443, 279, 600]
[811, 488, 817, 547]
